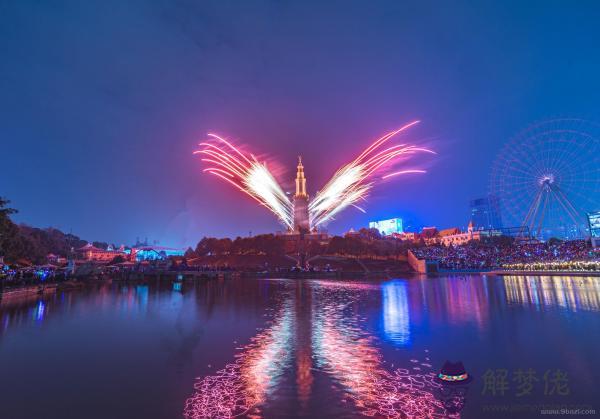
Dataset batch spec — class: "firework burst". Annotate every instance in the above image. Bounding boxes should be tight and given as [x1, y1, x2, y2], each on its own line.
[309, 121, 434, 228]
[195, 122, 434, 230]
[194, 134, 294, 229]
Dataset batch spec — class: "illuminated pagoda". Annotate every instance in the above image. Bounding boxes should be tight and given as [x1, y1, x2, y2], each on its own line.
[293, 156, 310, 233]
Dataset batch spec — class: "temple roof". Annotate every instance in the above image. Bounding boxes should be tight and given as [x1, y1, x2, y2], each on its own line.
[439, 227, 461, 236]
[77, 243, 110, 252]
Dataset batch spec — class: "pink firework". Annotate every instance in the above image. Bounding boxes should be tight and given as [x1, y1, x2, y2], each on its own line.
[195, 122, 434, 230]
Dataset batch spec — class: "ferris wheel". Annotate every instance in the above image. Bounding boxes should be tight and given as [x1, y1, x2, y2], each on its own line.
[490, 119, 600, 240]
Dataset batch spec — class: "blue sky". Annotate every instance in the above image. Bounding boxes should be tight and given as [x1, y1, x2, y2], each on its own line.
[1, 0, 599, 246]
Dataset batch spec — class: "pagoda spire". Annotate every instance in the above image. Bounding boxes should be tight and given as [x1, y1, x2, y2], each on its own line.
[295, 155, 307, 198]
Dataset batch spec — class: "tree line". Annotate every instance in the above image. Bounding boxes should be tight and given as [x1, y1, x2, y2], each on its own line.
[186, 228, 414, 260]
[2, 196, 415, 264]
[188, 234, 288, 258]
[0, 197, 91, 264]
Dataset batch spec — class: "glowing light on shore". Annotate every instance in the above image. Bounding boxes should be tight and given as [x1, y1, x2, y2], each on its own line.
[194, 134, 294, 229]
[309, 121, 434, 228]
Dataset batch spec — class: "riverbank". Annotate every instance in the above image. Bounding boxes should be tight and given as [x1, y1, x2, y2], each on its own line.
[489, 269, 600, 277]
[0, 280, 91, 302]
[427, 269, 600, 277]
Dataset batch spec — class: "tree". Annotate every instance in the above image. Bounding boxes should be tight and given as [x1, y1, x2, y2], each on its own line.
[195, 237, 219, 256]
[306, 240, 325, 258]
[358, 227, 382, 241]
[1, 198, 94, 263]
[109, 255, 126, 264]
[215, 238, 232, 255]
[0, 197, 17, 219]
[0, 197, 20, 261]
[327, 236, 347, 255]
[184, 247, 196, 258]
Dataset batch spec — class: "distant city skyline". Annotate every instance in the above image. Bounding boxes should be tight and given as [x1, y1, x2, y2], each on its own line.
[2, 1, 600, 246]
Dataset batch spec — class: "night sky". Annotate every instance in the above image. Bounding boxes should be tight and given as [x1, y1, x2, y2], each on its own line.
[1, 0, 599, 247]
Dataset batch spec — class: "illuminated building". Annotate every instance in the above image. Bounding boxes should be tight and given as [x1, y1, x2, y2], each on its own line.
[438, 222, 482, 246]
[293, 156, 310, 233]
[469, 195, 503, 230]
[393, 231, 417, 241]
[132, 246, 185, 261]
[76, 243, 126, 262]
[588, 211, 600, 248]
[46, 253, 66, 264]
[280, 156, 329, 261]
[368, 217, 403, 236]
[420, 222, 482, 246]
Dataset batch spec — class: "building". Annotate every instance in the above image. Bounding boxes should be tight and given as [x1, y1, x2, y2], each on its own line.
[420, 227, 439, 245]
[46, 253, 67, 265]
[588, 211, 600, 248]
[392, 231, 417, 241]
[369, 218, 403, 236]
[76, 243, 127, 262]
[469, 195, 503, 230]
[438, 221, 482, 246]
[131, 246, 185, 261]
[417, 222, 484, 246]
[293, 156, 310, 233]
[344, 228, 361, 238]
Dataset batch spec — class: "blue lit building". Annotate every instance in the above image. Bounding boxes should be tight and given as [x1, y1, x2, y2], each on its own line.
[369, 218, 403, 236]
[469, 195, 503, 230]
[132, 246, 185, 261]
[588, 211, 600, 248]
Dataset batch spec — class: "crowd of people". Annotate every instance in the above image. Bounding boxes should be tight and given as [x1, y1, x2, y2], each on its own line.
[410, 239, 599, 271]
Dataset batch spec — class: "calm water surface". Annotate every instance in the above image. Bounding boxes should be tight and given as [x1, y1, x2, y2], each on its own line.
[1, 275, 599, 418]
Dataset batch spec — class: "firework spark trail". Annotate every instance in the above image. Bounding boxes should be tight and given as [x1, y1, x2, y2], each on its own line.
[194, 134, 294, 229]
[195, 123, 433, 230]
[309, 121, 435, 228]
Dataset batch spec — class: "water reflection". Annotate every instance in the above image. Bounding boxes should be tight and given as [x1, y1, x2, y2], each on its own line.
[503, 275, 600, 312]
[311, 281, 458, 418]
[437, 276, 489, 329]
[35, 300, 45, 322]
[185, 280, 459, 418]
[184, 292, 294, 418]
[0, 280, 276, 338]
[382, 280, 410, 345]
[2, 275, 597, 418]
[294, 282, 313, 407]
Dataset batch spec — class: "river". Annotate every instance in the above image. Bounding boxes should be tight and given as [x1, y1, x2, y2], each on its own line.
[1, 275, 598, 418]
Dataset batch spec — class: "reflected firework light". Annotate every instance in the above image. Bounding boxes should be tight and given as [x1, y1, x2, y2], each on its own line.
[310, 282, 460, 418]
[183, 299, 294, 418]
